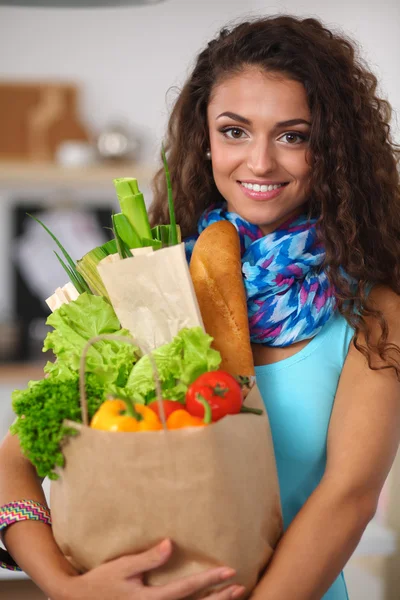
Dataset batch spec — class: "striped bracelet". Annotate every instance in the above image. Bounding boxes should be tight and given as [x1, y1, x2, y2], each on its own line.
[0, 500, 52, 571]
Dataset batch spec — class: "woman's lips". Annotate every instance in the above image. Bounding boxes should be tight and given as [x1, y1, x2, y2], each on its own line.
[238, 181, 289, 201]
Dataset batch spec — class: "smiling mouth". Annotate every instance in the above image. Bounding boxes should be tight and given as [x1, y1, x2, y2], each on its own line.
[239, 181, 289, 192]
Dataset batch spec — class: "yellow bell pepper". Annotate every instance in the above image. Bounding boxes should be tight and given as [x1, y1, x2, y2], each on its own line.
[90, 398, 162, 432]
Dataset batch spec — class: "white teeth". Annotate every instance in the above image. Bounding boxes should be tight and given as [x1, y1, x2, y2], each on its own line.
[241, 182, 284, 192]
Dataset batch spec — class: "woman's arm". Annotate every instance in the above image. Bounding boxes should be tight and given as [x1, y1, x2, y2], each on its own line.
[251, 285, 400, 600]
[0, 430, 80, 596]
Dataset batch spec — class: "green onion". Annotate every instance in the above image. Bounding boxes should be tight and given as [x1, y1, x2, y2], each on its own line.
[28, 213, 91, 295]
[161, 144, 178, 246]
[54, 252, 88, 294]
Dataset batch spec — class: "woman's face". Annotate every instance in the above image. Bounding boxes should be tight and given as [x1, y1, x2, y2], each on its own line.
[207, 68, 312, 233]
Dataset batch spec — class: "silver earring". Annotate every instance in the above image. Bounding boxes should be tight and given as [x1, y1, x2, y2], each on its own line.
[205, 149, 211, 160]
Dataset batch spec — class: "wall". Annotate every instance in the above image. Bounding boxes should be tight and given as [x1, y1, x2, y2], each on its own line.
[0, 0, 399, 164]
[0, 2, 400, 597]
[0, 0, 399, 324]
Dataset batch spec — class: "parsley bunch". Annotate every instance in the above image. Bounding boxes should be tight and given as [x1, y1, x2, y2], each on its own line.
[11, 374, 106, 480]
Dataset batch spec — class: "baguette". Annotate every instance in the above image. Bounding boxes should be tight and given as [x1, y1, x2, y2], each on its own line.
[189, 220, 255, 377]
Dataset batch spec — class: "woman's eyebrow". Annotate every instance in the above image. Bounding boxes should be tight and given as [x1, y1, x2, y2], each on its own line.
[276, 118, 311, 127]
[216, 111, 251, 124]
[215, 112, 311, 128]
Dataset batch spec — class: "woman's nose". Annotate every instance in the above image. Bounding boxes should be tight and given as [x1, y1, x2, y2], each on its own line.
[247, 140, 277, 175]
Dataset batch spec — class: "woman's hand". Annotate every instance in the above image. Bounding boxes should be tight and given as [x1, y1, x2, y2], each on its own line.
[56, 539, 245, 600]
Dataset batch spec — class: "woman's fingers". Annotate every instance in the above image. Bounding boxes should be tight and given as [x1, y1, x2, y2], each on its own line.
[115, 539, 173, 578]
[208, 584, 247, 600]
[152, 567, 238, 600]
[79, 542, 245, 600]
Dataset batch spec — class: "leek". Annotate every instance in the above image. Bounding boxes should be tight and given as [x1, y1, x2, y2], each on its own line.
[151, 224, 171, 247]
[113, 178, 152, 242]
[113, 212, 142, 249]
[112, 147, 178, 250]
[141, 237, 162, 250]
[100, 239, 117, 255]
[76, 247, 110, 299]
[151, 225, 161, 240]
[112, 214, 133, 259]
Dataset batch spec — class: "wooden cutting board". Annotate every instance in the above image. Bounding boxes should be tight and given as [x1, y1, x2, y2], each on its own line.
[0, 81, 89, 161]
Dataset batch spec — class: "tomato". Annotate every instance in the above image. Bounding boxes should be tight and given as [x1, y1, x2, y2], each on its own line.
[185, 370, 243, 422]
[148, 399, 182, 420]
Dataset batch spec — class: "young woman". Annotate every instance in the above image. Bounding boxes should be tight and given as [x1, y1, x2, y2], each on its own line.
[1, 14, 400, 600]
[149, 15, 400, 600]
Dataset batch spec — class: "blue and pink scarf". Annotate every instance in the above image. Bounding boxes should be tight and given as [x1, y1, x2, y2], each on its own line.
[185, 203, 337, 347]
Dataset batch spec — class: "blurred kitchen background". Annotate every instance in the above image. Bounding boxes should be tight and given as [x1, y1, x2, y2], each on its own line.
[0, 0, 399, 598]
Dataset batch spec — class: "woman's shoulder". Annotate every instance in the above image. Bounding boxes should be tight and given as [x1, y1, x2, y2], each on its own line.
[345, 284, 400, 371]
[361, 284, 400, 343]
[368, 284, 400, 316]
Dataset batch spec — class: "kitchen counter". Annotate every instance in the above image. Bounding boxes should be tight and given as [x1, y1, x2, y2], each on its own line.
[0, 161, 155, 191]
[0, 580, 46, 600]
[0, 361, 47, 442]
[0, 361, 46, 384]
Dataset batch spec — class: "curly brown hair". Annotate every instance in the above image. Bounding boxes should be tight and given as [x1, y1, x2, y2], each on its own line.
[149, 14, 400, 376]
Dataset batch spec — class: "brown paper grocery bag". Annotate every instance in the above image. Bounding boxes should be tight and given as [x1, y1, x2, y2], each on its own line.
[50, 384, 282, 596]
[97, 243, 204, 351]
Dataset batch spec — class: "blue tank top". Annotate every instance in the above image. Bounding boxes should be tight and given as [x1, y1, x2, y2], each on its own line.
[255, 312, 354, 600]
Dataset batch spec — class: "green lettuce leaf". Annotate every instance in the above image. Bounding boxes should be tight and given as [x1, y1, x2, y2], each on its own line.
[125, 327, 221, 403]
[43, 293, 139, 387]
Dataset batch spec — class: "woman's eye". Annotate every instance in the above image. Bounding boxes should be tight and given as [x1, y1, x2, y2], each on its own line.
[279, 132, 307, 144]
[221, 127, 246, 140]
